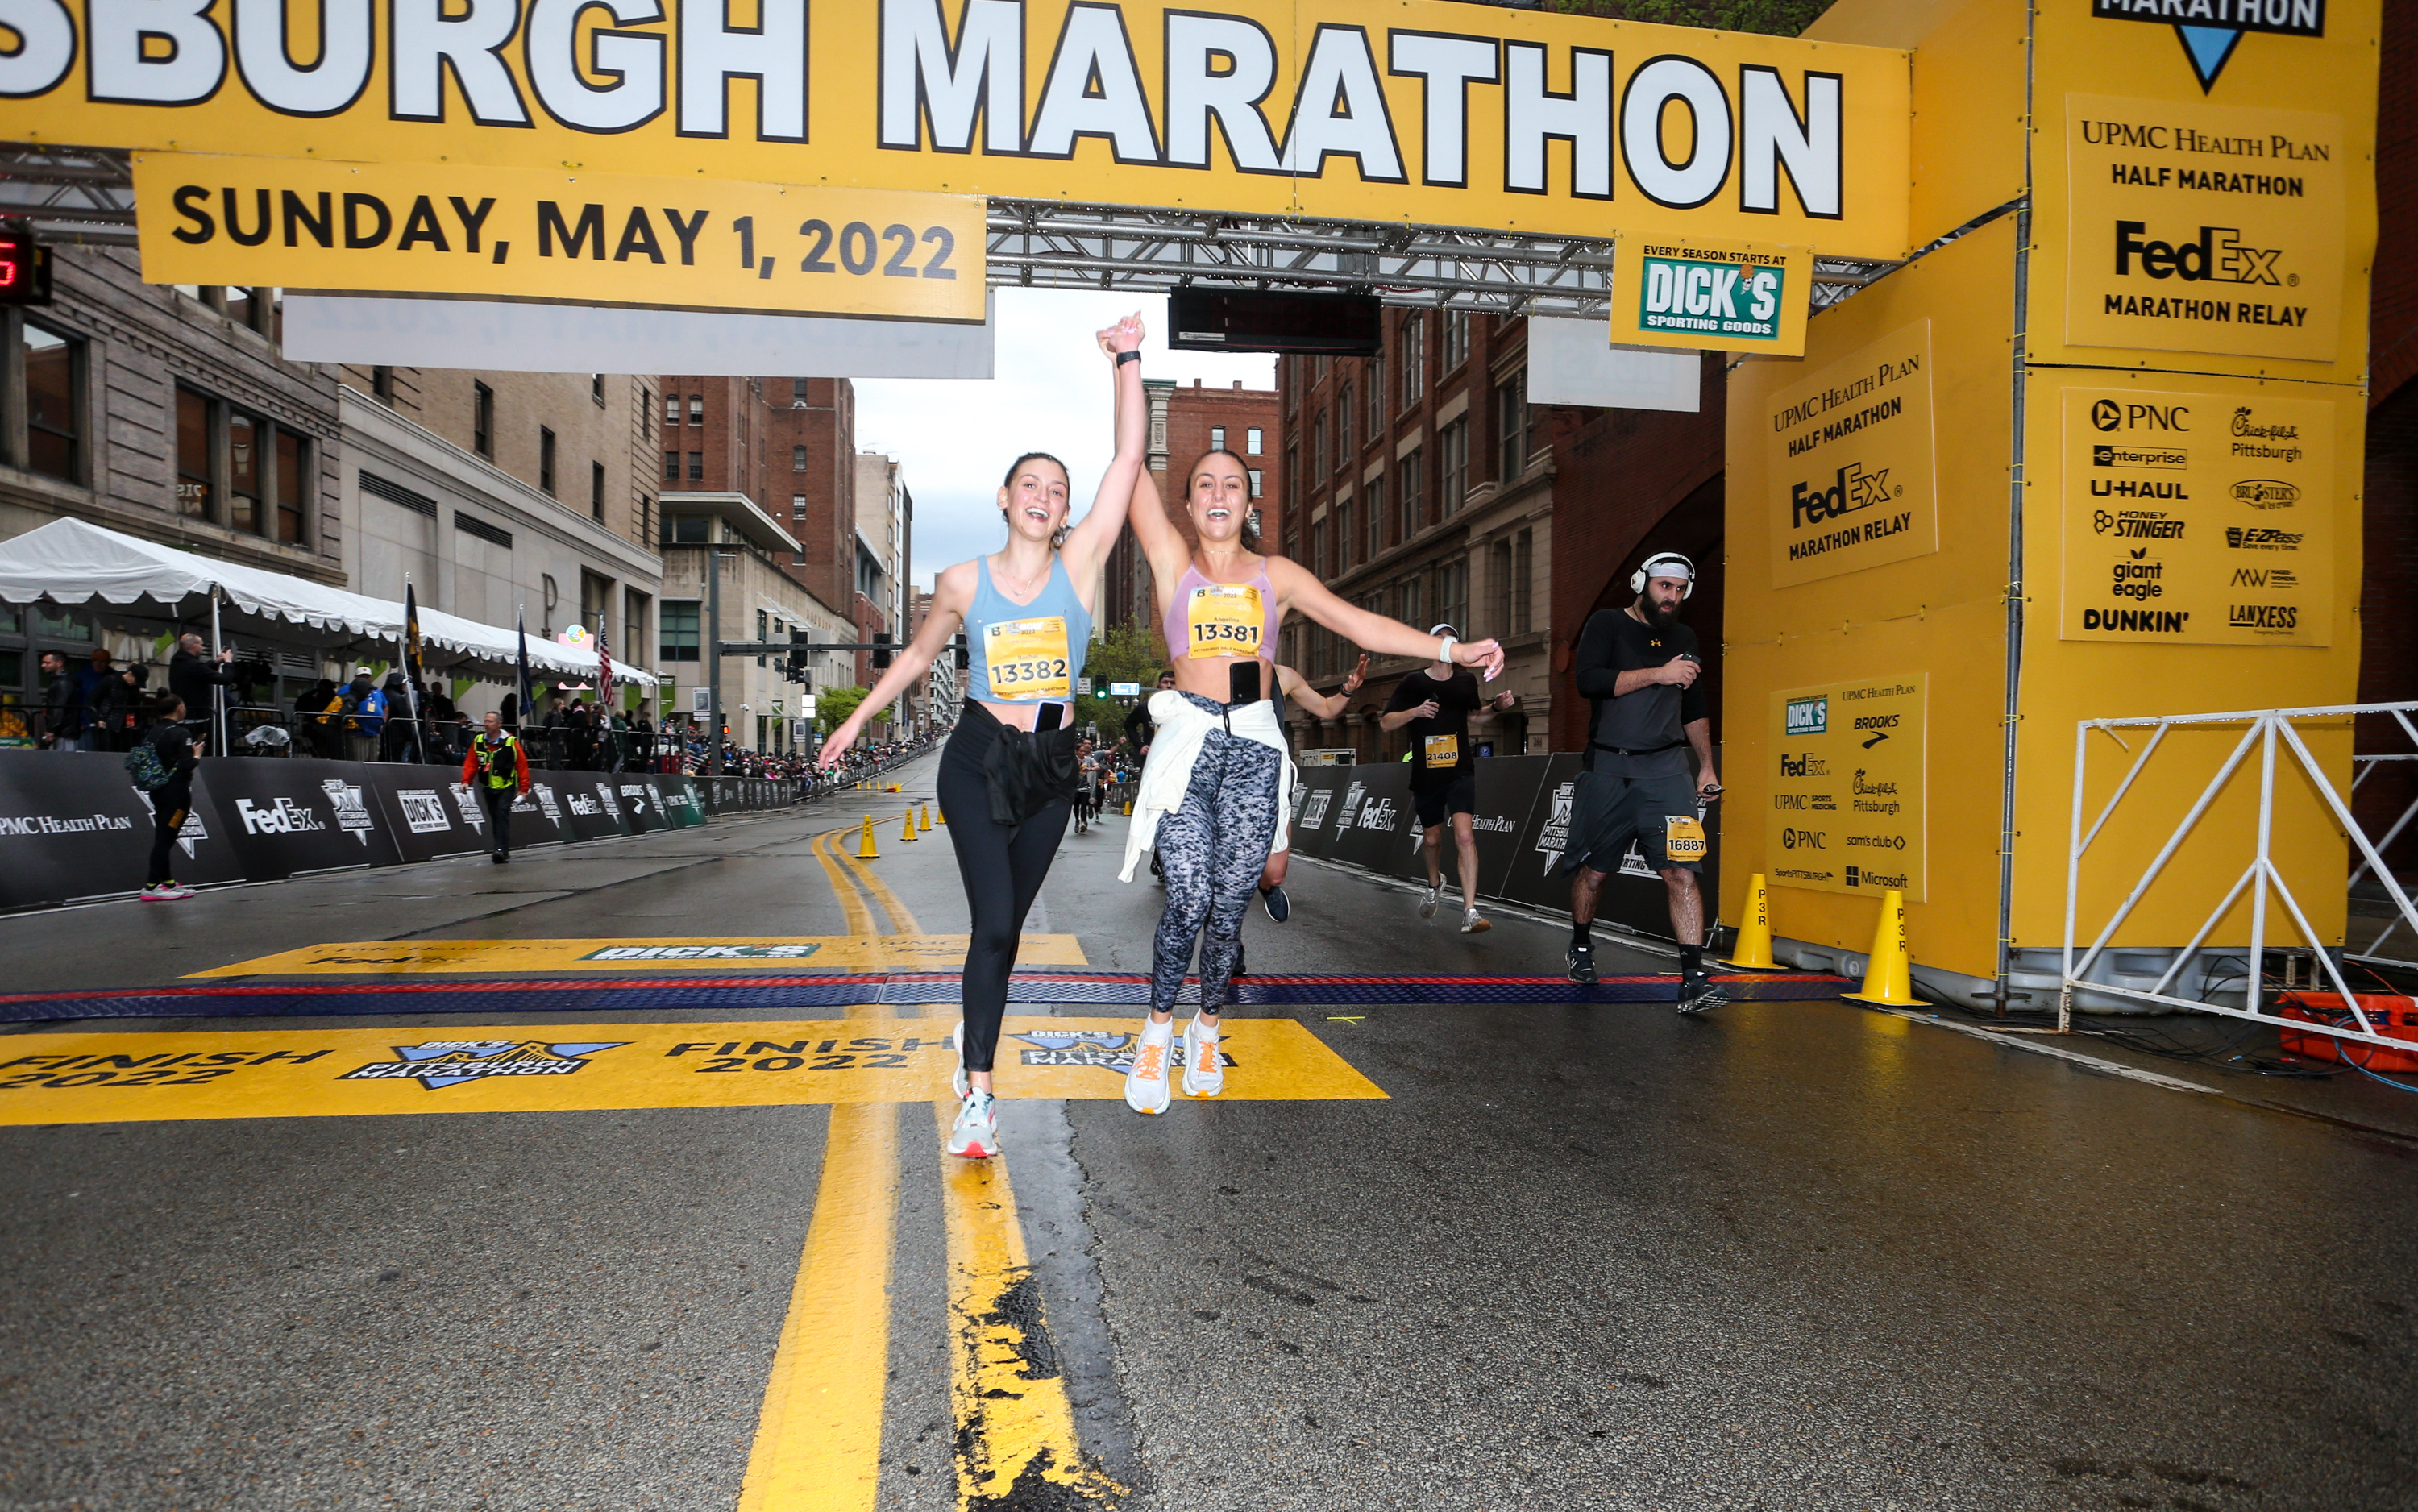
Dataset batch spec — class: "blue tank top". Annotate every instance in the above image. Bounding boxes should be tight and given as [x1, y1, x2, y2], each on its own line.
[965, 554, 1091, 704]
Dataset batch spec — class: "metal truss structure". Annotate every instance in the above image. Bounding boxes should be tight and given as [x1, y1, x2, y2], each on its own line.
[0, 146, 1901, 309]
[987, 198, 1896, 315]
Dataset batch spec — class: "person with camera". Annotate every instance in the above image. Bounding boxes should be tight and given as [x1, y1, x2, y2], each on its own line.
[1563, 552, 1725, 1012]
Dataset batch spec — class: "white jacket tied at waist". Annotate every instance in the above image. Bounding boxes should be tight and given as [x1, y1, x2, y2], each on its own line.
[1118, 689, 1296, 883]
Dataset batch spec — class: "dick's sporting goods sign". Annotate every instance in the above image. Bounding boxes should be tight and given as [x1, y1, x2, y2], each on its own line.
[0, 0, 1915, 275]
[1612, 235, 1810, 355]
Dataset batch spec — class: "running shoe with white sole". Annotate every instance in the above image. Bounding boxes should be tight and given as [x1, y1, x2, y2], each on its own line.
[1124, 1020, 1174, 1114]
[1460, 908, 1490, 934]
[1261, 884, 1290, 924]
[1566, 940, 1599, 984]
[1182, 1016, 1225, 1097]
[946, 1090, 1000, 1158]
[1676, 973, 1731, 1015]
[1417, 887, 1441, 920]
[139, 883, 193, 902]
[949, 1018, 968, 1099]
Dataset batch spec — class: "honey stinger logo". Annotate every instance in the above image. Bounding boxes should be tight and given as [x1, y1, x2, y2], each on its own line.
[341, 1038, 628, 1090]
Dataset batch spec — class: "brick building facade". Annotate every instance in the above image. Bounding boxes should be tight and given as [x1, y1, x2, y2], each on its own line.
[656, 376, 859, 625]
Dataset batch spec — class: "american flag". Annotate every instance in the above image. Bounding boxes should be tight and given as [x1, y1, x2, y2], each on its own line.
[594, 624, 616, 717]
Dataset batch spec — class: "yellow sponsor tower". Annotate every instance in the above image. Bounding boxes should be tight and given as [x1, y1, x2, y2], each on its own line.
[1724, 0, 2378, 1007]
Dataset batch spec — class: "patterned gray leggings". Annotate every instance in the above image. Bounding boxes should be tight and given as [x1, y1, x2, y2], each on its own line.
[1149, 717, 1282, 1017]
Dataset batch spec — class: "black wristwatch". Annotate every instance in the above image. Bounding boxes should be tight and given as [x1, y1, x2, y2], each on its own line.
[1115, 350, 1143, 367]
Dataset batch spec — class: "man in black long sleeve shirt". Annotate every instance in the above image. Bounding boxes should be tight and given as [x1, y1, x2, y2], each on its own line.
[1564, 552, 1725, 1011]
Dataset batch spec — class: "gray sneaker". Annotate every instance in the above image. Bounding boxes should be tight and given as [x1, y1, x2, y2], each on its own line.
[1417, 887, 1441, 920]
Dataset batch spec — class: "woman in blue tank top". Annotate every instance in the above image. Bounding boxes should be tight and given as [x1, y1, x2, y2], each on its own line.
[820, 314, 1149, 1159]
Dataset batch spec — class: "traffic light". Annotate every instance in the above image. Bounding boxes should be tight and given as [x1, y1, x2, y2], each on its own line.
[787, 627, 811, 687]
[872, 630, 892, 671]
[0, 220, 51, 307]
[952, 633, 969, 671]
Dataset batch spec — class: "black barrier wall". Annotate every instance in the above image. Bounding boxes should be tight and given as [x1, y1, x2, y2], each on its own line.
[0, 753, 721, 912]
[1286, 754, 1721, 942]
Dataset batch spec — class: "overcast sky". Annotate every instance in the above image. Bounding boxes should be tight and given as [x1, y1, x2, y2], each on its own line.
[854, 289, 1274, 592]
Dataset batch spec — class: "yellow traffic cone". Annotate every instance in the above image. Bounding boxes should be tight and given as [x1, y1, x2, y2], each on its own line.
[1722, 872, 1779, 970]
[902, 806, 919, 842]
[856, 814, 879, 860]
[1842, 888, 1918, 1006]
[921, 800, 934, 830]
[1122, 799, 1132, 816]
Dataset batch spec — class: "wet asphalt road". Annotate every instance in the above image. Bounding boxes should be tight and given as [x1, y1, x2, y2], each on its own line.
[0, 754, 2412, 1511]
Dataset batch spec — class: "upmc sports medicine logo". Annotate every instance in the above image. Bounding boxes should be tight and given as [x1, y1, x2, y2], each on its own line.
[340, 1039, 627, 1090]
[2091, 0, 2326, 93]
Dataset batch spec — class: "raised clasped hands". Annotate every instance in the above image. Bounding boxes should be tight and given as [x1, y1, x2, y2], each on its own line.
[1097, 312, 1146, 359]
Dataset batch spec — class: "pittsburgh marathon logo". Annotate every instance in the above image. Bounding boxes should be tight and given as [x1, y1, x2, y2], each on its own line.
[341, 1038, 627, 1090]
[2090, 0, 2326, 93]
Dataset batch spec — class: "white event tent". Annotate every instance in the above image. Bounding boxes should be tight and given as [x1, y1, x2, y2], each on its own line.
[0, 516, 654, 688]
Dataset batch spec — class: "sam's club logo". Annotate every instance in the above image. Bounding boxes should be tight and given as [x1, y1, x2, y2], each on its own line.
[1784, 696, 1830, 736]
[2090, 0, 2325, 93]
[1638, 247, 1785, 342]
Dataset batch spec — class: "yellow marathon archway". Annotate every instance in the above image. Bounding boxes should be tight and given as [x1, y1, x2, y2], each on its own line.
[0, 0, 2383, 995]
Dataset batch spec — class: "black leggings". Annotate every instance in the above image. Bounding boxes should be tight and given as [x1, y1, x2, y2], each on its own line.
[146, 786, 190, 888]
[937, 708, 1070, 1074]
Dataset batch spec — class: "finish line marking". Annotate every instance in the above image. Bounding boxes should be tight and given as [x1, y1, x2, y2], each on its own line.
[186, 935, 1089, 977]
[0, 1017, 1383, 1125]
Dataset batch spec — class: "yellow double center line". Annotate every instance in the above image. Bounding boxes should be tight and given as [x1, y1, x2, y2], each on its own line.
[742, 812, 1116, 1509]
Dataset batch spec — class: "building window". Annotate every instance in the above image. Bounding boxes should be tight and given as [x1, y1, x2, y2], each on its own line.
[1247, 468, 1262, 499]
[22, 319, 81, 483]
[664, 393, 681, 430]
[1334, 498, 1352, 571]
[1498, 369, 1529, 479]
[175, 387, 214, 517]
[591, 460, 605, 521]
[592, 372, 606, 406]
[1491, 538, 1514, 633]
[227, 410, 262, 532]
[1396, 574, 1422, 628]
[472, 381, 493, 459]
[1312, 515, 1328, 579]
[538, 426, 557, 495]
[1365, 358, 1383, 433]
[663, 451, 680, 482]
[274, 425, 307, 544]
[757, 609, 769, 667]
[1211, 425, 1226, 452]
[688, 393, 703, 426]
[1311, 411, 1327, 480]
[660, 601, 701, 662]
[642, 396, 652, 441]
[1245, 426, 1263, 455]
[1400, 448, 1422, 538]
[1513, 529, 1534, 633]
[1399, 315, 1426, 408]
[1365, 476, 1384, 557]
[1443, 309, 1469, 371]
[1439, 418, 1467, 517]
[1284, 443, 1298, 512]
[1282, 359, 1298, 413]
[663, 514, 708, 544]
[1333, 386, 1351, 463]
[1248, 508, 1261, 539]
[371, 365, 395, 405]
[793, 444, 807, 471]
[792, 493, 808, 519]
[1440, 558, 1469, 636]
[793, 377, 810, 405]
[625, 590, 650, 665]
[687, 451, 704, 480]
[638, 495, 652, 543]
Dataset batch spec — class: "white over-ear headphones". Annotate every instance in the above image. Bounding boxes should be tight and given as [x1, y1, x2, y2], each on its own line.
[1631, 552, 1697, 598]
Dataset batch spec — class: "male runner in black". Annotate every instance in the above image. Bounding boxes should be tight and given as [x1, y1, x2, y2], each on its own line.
[1563, 553, 1726, 1012]
[1381, 625, 1518, 933]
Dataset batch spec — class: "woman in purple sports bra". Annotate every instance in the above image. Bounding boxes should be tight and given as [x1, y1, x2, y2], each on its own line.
[820, 314, 1150, 1160]
[1113, 447, 1506, 1115]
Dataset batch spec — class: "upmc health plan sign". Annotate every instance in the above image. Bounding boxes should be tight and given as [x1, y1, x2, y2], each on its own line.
[0, 1, 1913, 267]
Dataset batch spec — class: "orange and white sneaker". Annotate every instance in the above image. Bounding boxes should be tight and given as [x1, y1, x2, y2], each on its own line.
[1124, 1020, 1174, 1115]
[1182, 1016, 1225, 1098]
[946, 1090, 1000, 1159]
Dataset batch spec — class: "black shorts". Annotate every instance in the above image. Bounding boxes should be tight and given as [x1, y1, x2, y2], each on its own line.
[1414, 770, 1478, 829]
[1563, 750, 1703, 875]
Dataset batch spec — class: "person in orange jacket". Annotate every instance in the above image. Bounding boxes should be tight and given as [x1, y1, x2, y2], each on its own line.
[462, 710, 531, 863]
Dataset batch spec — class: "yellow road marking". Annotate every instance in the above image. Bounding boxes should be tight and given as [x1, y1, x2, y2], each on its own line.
[740, 1097, 896, 1512]
[837, 833, 922, 934]
[812, 827, 878, 937]
[933, 1101, 1122, 1507]
[185, 932, 1087, 976]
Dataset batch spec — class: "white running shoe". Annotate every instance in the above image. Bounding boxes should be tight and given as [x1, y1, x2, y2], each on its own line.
[1124, 1020, 1174, 1115]
[1182, 1016, 1225, 1098]
[946, 1090, 1000, 1159]
[1417, 887, 1441, 920]
[949, 1018, 968, 1099]
[1460, 908, 1491, 934]
[139, 883, 193, 903]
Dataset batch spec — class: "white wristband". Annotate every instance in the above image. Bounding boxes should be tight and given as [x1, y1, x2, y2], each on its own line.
[1437, 636, 1458, 665]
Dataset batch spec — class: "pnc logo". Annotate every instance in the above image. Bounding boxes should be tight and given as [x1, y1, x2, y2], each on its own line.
[2092, 400, 2191, 434]
[1780, 827, 1826, 850]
